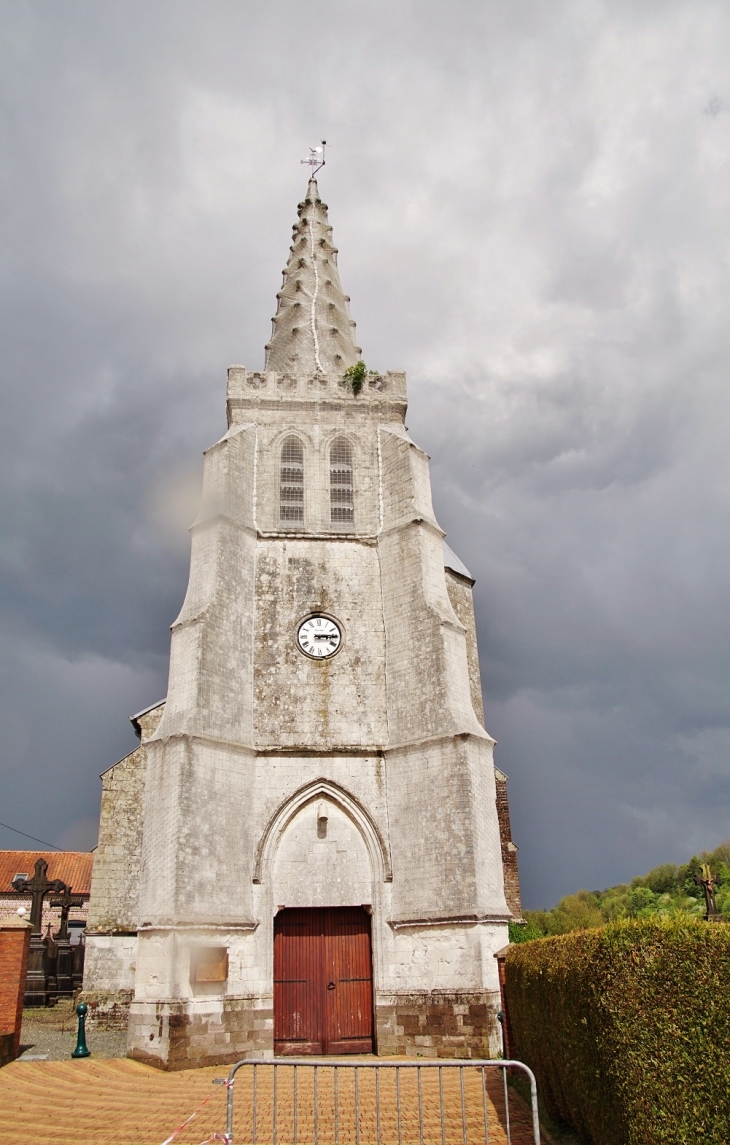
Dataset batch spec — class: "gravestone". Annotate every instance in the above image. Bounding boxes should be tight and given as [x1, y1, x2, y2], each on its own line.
[14, 858, 67, 1007]
[50, 885, 86, 997]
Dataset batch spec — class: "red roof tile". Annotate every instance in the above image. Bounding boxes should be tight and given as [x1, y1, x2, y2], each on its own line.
[0, 851, 93, 895]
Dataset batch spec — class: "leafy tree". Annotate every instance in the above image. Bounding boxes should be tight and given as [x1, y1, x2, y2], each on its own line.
[632, 862, 678, 895]
[516, 840, 730, 940]
[508, 919, 543, 943]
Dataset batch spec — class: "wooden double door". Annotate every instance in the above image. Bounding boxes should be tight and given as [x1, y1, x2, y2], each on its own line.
[274, 907, 373, 1055]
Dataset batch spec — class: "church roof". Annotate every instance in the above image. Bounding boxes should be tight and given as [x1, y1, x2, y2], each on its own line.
[264, 178, 362, 375]
[0, 851, 93, 895]
[443, 541, 474, 583]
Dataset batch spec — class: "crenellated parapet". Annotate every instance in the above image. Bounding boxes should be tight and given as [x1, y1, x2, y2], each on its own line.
[226, 367, 408, 425]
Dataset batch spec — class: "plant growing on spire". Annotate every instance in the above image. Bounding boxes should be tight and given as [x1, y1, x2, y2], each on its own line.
[343, 361, 380, 395]
[343, 360, 367, 395]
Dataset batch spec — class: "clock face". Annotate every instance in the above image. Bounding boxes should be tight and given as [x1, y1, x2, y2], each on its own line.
[297, 615, 342, 659]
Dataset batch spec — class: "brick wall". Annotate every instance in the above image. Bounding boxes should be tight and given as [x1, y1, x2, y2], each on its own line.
[494, 769, 523, 921]
[0, 920, 31, 1066]
[0, 895, 88, 932]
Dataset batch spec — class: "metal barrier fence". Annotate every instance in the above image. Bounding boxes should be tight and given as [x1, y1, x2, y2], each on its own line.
[214, 1059, 540, 1145]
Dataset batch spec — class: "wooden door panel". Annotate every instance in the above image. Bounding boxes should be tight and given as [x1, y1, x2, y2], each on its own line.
[274, 981, 322, 1054]
[324, 908, 373, 1054]
[274, 907, 373, 1056]
[274, 910, 323, 1054]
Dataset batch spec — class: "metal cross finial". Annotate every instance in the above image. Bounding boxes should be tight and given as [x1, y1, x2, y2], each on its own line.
[301, 140, 326, 177]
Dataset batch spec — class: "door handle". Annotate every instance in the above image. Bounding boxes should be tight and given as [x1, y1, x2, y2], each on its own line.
[327, 981, 336, 990]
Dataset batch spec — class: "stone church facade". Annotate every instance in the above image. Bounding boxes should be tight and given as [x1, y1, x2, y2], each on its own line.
[83, 178, 522, 1068]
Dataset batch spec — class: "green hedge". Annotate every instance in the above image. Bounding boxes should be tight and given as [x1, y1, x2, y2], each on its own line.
[504, 918, 730, 1145]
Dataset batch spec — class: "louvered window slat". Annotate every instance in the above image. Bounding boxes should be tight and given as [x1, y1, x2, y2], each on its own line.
[330, 437, 354, 526]
[280, 436, 304, 522]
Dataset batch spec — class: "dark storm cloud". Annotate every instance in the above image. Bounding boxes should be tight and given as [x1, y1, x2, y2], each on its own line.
[1, 0, 729, 904]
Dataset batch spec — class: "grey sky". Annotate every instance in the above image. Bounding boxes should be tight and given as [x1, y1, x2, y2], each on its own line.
[1, 1, 729, 907]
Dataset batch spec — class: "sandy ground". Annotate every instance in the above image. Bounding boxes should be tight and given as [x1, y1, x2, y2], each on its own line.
[0, 1057, 546, 1145]
[6, 1006, 562, 1144]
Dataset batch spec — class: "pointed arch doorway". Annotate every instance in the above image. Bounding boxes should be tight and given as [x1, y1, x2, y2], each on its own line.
[274, 907, 374, 1055]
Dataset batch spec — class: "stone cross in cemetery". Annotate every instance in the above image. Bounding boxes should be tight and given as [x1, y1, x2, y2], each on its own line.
[14, 857, 67, 1006]
[14, 858, 67, 934]
[50, 884, 86, 941]
[50, 885, 86, 996]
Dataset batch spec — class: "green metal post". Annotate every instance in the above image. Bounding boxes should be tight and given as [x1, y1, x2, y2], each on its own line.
[72, 1001, 91, 1058]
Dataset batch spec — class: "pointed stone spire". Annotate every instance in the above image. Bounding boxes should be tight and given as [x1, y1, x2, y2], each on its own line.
[264, 179, 362, 375]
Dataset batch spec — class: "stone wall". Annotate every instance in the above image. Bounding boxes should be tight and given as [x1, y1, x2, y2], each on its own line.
[443, 574, 523, 923]
[84, 704, 163, 1016]
[82, 989, 135, 1030]
[86, 748, 144, 933]
[444, 569, 485, 726]
[127, 997, 273, 1071]
[385, 737, 507, 924]
[86, 704, 164, 935]
[376, 992, 500, 1058]
[494, 769, 523, 921]
[253, 538, 388, 748]
[272, 799, 372, 907]
[83, 934, 137, 992]
[125, 991, 500, 1069]
[253, 415, 382, 537]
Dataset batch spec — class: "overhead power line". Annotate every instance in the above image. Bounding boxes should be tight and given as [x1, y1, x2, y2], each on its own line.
[0, 820, 62, 851]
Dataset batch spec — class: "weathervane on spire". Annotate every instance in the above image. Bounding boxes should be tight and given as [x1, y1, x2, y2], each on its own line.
[301, 140, 326, 177]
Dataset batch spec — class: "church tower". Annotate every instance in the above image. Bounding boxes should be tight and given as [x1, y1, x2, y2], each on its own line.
[83, 177, 522, 1068]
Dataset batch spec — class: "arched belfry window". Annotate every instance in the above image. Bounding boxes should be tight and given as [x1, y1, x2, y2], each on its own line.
[280, 436, 304, 522]
[330, 437, 354, 525]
